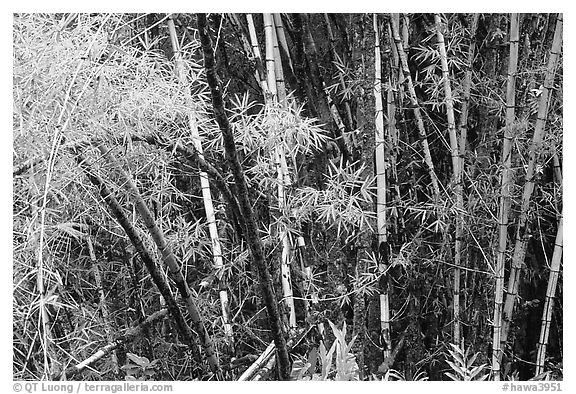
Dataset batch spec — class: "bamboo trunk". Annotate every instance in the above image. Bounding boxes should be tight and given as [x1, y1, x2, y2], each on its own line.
[434, 13, 463, 346]
[492, 13, 520, 381]
[535, 211, 563, 376]
[389, 13, 441, 201]
[227, 13, 263, 94]
[64, 309, 169, 379]
[273, 14, 294, 75]
[167, 15, 233, 348]
[197, 13, 291, 380]
[386, 16, 405, 238]
[245, 14, 271, 99]
[373, 14, 392, 359]
[96, 143, 221, 375]
[72, 149, 200, 365]
[264, 12, 297, 330]
[457, 13, 479, 336]
[264, 14, 278, 100]
[500, 14, 563, 353]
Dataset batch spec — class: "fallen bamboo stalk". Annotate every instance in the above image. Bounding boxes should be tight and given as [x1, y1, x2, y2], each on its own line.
[237, 341, 276, 381]
[63, 309, 169, 379]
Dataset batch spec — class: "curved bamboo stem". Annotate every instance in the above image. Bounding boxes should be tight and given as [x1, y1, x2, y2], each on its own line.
[72, 149, 199, 364]
[96, 143, 221, 375]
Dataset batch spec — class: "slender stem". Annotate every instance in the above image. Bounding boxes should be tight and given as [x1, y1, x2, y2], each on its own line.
[492, 13, 520, 380]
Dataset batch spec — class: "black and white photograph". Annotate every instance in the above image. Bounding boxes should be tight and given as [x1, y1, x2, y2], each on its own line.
[12, 10, 564, 384]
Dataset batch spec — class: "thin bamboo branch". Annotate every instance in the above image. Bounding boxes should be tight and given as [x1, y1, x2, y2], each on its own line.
[501, 13, 563, 353]
[389, 13, 441, 201]
[535, 211, 563, 376]
[491, 13, 520, 380]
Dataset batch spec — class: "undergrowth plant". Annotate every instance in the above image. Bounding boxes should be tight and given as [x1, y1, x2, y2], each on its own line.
[291, 320, 359, 381]
[444, 343, 488, 381]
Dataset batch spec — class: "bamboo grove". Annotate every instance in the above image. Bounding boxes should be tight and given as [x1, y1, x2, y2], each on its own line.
[13, 13, 562, 381]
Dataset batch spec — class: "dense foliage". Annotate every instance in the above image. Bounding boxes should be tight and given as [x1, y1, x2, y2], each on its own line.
[13, 13, 562, 381]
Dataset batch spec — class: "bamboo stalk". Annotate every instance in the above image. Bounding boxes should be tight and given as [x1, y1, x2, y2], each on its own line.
[227, 13, 263, 92]
[435, 13, 463, 346]
[167, 14, 233, 348]
[264, 13, 278, 100]
[197, 13, 291, 380]
[72, 149, 199, 362]
[552, 152, 562, 186]
[389, 13, 441, 201]
[500, 13, 563, 353]
[237, 341, 276, 381]
[457, 13, 479, 342]
[386, 17, 405, 237]
[373, 14, 392, 359]
[273, 14, 294, 75]
[245, 14, 271, 99]
[535, 211, 563, 376]
[96, 143, 221, 375]
[295, 235, 311, 319]
[271, 15, 288, 105]
[492, 13, 520, 381]
[252, 354, 277, 380]
[265, 12, 297, 330]
[64, 309, 169, 379]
